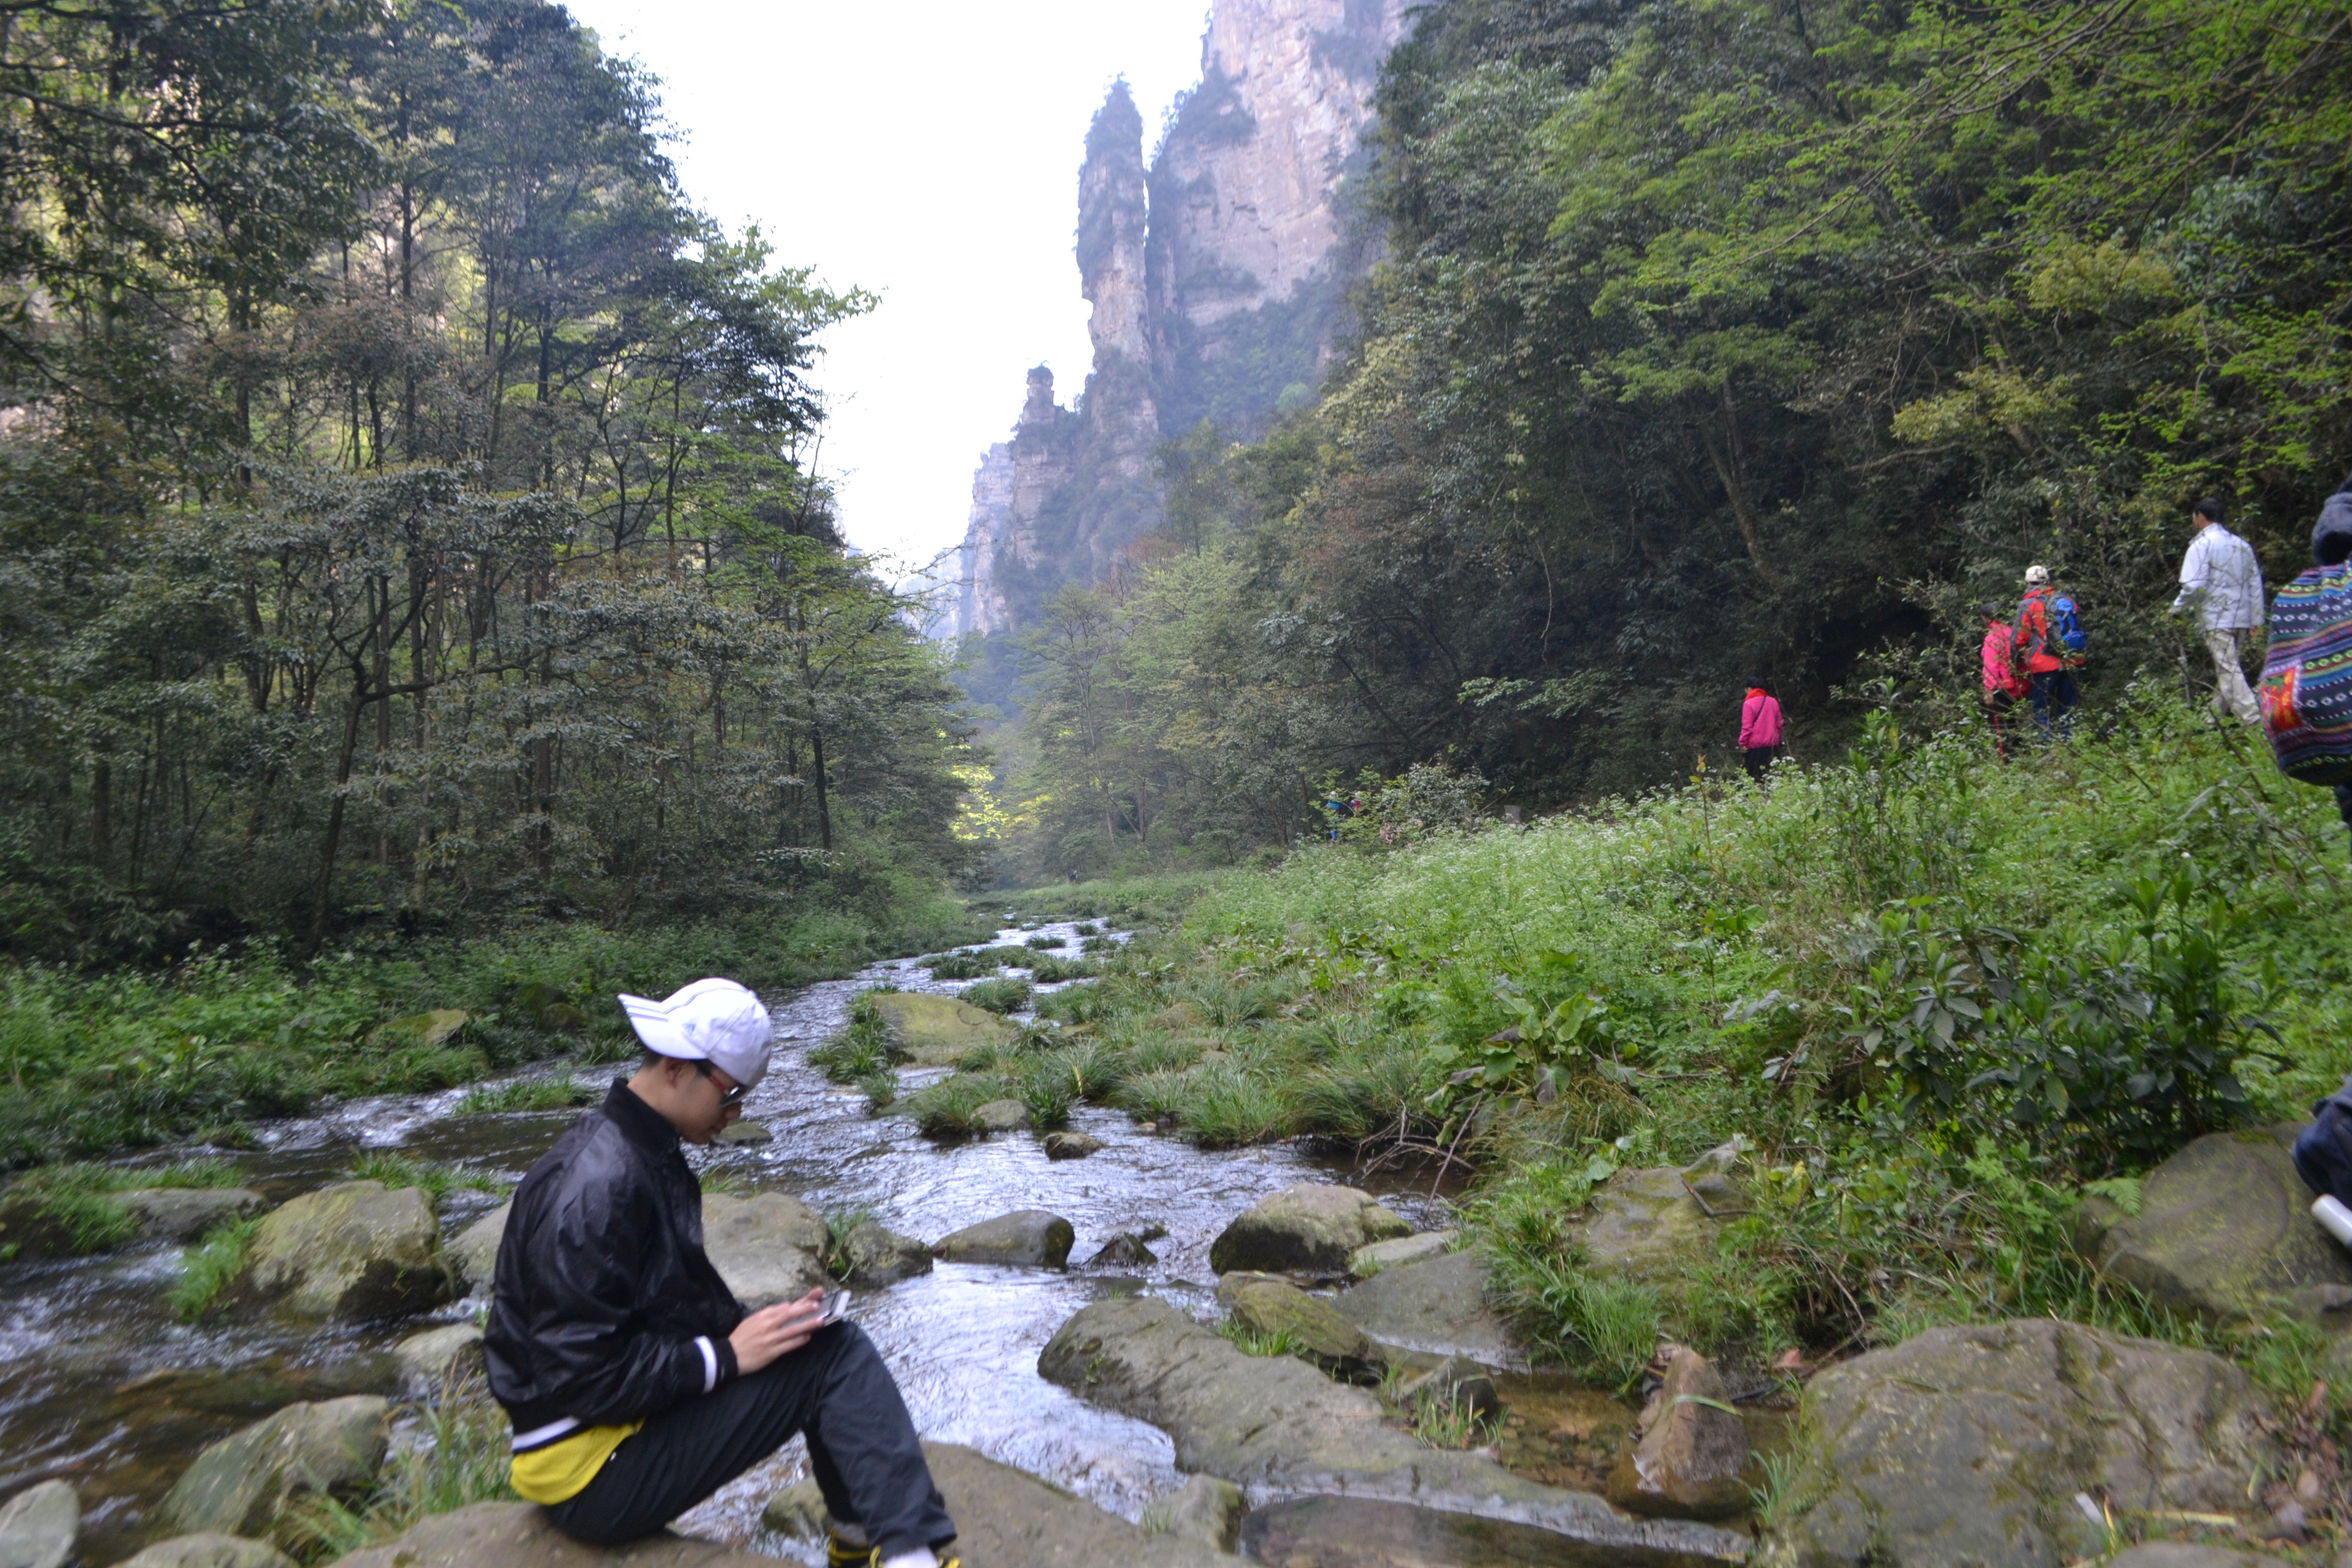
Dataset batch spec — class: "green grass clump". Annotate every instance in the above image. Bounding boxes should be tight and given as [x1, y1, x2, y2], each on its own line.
[961, 976, 1034, 1015]
[921, 949, 1000, 981]
[896, 1073, 1015, 1138]
[811, 991, 905, 1085]
[451, 1075, 595, 1115]
[349, 1151, 503, 1204]
[1027, 954, 1097, 984]
[1218, 1318, 1303, 1358]
[168, 1215, 261, 1320]
[1024, 933, 1065, 951]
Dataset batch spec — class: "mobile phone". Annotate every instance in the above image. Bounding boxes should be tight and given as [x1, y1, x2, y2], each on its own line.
[817, 1289, 851, 1325]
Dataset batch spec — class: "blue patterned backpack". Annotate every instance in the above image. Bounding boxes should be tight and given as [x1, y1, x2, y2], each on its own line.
[2261, 561, 2352, 785]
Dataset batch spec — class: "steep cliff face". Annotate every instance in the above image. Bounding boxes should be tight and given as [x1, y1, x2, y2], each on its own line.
[1150, 0, 1406, 433]
[946, 0, 1403, 647]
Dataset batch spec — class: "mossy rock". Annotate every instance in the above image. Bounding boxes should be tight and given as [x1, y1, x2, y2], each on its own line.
[1578, 1165, 1719, 1283]
[1207, 1183, 1410, 1276]
[161, 1396, 389, 1537]
[1757, 1320, 2278, 1568]
[871, 993, 1013, 1066]
[2090, 1125, 2352, 1321]
[245, 1181, 450, 1320]
[1217, 1272, 1379, 1374]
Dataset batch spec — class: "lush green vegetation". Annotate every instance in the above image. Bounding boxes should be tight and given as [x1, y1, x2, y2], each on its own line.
[0, 895, 983, 1163]
[913, 694, 2352, 1393]
[3, 1156, 241, 1254]
[348, 1152, 505, 1205]
[976, 0, 2352, 883]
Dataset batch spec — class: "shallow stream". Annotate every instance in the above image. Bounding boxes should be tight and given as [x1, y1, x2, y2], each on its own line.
[0, 922, 1460, 1564]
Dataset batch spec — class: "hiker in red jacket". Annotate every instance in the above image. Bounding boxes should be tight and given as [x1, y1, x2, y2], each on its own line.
[2012, 565, 2082, 742]
[1739, 686, 1785, 781]
[1979, 603, 2031, 760]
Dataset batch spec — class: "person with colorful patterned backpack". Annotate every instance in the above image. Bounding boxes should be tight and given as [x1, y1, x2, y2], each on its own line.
[2261, 474, 2352, 852]
[2012, 565, 2088, 742]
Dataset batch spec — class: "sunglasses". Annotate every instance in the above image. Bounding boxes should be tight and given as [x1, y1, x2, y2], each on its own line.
[694, 1061, 749, 1108]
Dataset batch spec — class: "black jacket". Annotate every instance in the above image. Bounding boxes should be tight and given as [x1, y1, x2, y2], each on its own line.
[485, 1081, 744, 1441]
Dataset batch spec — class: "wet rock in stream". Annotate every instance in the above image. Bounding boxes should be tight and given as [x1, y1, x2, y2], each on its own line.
[120, 1533, 299, 1568]
[839, 1219, 932, 1284]
[1241, 1493, 1742, 1568]
[1039, 1296, 1746, 1564]
[162, 1395, 389, 1537]
[1334, 1252, 1519, 1370]
[2106, 1547, 2294, 1568]
[934, 1209, 1075, 1268]
[394, 1324, 485, 1390]
[1150, 1475, 1247, 1553]
[1043, 1130, 1104, 1160]
[0, 1479, 78, 1568]
[1397, 1356, 1501, 1424]
[246, 1182, 451, 1320]
[1218, 1272, 1381, 1375]
[121, 1187, 272, 1243]
[701, 1192, 830, 1308]
[1087, 1231, 1161, 1268]
[1606, 1348, 1749, 1521]
[448, 1199, 509, 1293]
[1758, 1319, 2282, 1568]
[1209, 1184, 1411, 1276]
[972, 1098, 1033, 1133]
[714, 1120, 771, 1146]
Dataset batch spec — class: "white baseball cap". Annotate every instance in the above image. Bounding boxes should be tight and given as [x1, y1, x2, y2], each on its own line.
[2024, 564, 2050, 586]
[616, 977, 772, 1089]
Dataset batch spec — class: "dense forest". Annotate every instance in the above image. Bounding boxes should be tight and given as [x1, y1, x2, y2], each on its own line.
[994, 0, 2352, 881]
[0, 0, 976, 965]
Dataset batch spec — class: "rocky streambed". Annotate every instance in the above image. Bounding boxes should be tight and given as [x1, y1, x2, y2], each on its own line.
[0, 923, 2336, 1568]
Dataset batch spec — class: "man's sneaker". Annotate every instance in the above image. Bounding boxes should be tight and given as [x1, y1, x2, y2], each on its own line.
[824, 1536, 867, 1568]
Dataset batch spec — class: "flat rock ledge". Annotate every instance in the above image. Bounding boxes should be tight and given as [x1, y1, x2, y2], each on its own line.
[1038, 1295, 1745, 1565]
[329, 1442, 1238, 1567]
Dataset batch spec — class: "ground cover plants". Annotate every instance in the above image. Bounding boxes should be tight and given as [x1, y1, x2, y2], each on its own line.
[875, 693, 2352, 1412]
[0, 897, 989, 1167]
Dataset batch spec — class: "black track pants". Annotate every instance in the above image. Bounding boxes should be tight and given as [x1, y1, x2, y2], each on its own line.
[547, 1321, 954, 1557]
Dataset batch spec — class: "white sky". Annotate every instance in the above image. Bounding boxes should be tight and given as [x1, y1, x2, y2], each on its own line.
[562, 0, 1212, 586]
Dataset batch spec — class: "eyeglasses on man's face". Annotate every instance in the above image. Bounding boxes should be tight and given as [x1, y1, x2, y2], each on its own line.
[694, 1061, 748, 1109]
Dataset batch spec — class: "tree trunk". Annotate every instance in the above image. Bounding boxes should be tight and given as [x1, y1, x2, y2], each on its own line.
[811, 725, 832, 851]
[310, 680, 370, 951]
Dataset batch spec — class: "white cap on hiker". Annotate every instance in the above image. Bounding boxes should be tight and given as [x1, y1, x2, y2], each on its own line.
[616, 978, 772, 1089]
[2024, 564, 2050, 586]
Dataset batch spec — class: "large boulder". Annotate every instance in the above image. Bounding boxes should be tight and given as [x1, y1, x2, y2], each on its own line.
[2084, 1126, 2352, 1321]
[0, 1480, 77, 1568]
[972, 1098, 1032, 1133]
[122, 1188, 271, 1243]
[1207, 1184, 1410, 1276]
[702, 1192, 829, 1310]
[162, 1395, 389, 1537]
[1757, 1320, 2280, 1568]
[840, 1220, 932, 1284]
[1039, 1295, 1746, 1563]
[1333, 1251, 1521, 1369]
[1607, 1347, 1750, 1520]
[871, 992, 1013, 1066]
[1217, 1273, 1380, 1375]
[246, 1182, 449, 1319]
[934, 1210, 1074, 1269]
[1043, 1131, 1104, 1160]
[447, 1200, 508, 1293]
[119, 1535, 298, 1568]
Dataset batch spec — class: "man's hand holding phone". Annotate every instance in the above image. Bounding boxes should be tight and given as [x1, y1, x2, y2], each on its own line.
[727, 1289, 827, 1375]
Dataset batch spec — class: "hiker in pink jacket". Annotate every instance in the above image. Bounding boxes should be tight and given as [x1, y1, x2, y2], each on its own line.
[1739, 687, 1785, 781]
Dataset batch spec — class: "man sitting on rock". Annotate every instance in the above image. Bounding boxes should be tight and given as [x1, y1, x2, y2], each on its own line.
[485, 976, 958, 1568]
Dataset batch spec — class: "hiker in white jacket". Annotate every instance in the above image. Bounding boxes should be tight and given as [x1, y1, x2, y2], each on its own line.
[2172, 496, 2265, 724]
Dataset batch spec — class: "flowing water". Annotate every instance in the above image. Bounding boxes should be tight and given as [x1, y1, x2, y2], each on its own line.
[0, 922, 1457, 1564]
